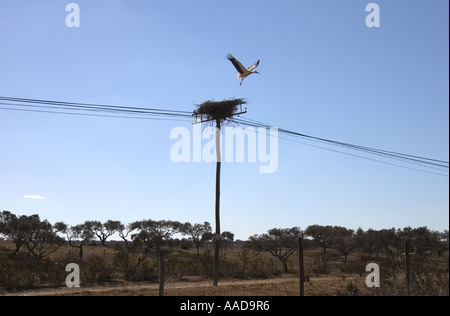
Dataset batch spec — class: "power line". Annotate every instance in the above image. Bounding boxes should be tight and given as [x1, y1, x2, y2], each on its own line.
[0, 105, 191, 122]
[248, 124, 449, 177]
[1, 95, 447, 176]
[0, 96, 193, 119]
[235, 117, 448, 165]
[233, 118, 449, 176]
[0, 96, 192, 114]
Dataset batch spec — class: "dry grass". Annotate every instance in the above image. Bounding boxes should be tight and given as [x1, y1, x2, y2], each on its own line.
[1, 240, 448, 296]
[4, 274, 369, 296]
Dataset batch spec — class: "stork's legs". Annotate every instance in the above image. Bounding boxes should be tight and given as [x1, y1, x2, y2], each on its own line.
[239, 78, 244, 86]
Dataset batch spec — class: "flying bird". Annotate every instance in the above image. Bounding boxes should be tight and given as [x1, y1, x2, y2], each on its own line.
[226, 54, 260, 86]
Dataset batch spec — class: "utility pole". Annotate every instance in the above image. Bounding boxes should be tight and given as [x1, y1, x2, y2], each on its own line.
[214, 118, 221, 286]
[193, 99, 247, 287]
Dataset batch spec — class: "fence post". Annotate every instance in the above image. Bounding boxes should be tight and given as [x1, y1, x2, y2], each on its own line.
[159, 253, 165, 296]
[299, 237, 305, 296]
[405, 239, 411, 296]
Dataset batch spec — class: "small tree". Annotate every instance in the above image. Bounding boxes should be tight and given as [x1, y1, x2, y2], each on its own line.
[118, 222, 135, 247]
[438, 230, 450, 257]
[131, 220, 182, 254]
[328, 226, 355, 264]
[131, 219, 182, 296]
[0, 211, 63, 259]
[220, 231, 234, 251]
[379, 228, 402, 261]
[181, 221, 212, 256]
[0, 211, 40, 254]
[354, 228, 387, 261]
[246, 227, 302, 273]
[91, 220, 121, 246]
[25, 220, 64, 262]
[55, 221, 95, 261]
[401, 226, 442, 261]
[442, 230, 449, 245]
[305, 225, 333, 254]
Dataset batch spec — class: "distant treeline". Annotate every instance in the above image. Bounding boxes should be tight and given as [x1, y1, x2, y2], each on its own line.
[1, 210, 449, 294]
[1, 210, 448, 264]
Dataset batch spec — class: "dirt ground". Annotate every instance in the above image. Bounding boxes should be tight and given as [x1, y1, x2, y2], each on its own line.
[3, 274, 370, 296]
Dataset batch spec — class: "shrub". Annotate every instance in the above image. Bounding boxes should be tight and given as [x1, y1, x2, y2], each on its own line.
[166, 252, 196, 280]
[311, 252, 331, 274]
[236, 250, 280, 278]
[0, 254, 40, 291]
[81, 255, 115, 283]
[336, 282, 360, 296]
[125, 255, 157, 282]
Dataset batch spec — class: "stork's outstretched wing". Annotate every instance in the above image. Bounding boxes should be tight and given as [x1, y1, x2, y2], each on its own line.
[226, 54, 246, 74]
[247, 60, 260, 72]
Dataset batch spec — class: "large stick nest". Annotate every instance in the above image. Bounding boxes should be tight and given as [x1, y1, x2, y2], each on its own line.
[194, 98, 246, 125]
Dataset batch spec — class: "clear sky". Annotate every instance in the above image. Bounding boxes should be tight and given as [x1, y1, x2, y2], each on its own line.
[0, 0, 448, 240]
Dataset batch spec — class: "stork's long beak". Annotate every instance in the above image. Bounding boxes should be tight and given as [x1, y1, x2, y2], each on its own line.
[255, 71, 260, 74]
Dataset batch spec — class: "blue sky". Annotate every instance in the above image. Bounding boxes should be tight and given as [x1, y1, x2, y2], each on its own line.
[0, 0, 448, 240]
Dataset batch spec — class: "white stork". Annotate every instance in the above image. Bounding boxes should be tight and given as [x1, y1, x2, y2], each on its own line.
[226, 54, 260, 86]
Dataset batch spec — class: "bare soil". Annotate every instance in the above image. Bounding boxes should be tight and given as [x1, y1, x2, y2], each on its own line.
[3, 274, 369, 296]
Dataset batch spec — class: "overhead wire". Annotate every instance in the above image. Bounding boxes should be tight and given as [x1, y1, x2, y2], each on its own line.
[0, 95, 447, 176]
[0, 96, 193, 119]
[233, 117, 449, 176]
[0, 104, 192, 122]
[234, 117, 448, 164]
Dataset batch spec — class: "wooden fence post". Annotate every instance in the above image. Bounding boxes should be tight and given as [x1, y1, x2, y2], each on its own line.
[299, 237, 305, 296]
[405, 239, 411, 296]
[159, 253, 165, 296]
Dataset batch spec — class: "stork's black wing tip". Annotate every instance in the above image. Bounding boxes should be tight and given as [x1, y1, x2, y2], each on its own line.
[226, 53, 234, 60]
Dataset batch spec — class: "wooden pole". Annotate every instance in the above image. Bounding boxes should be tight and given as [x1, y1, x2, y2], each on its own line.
[405, 239, 411, 296]
[193, 101, 247, 287]
[159, 253, 165, 296]
[298, 237, 305, 296]
[213, 119, 221, 286]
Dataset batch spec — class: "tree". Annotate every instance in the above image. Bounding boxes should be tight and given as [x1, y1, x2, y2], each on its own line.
[220, 231, 234, 251]
[54, 221, 95, 261]
[379, 228, 402, 260]
[91, 220, 121, 246]
[354, 228, 388, 261]
[328, 226, 355, 264]
[118, 222, 135, 247]
[246, 227, 302, 273]
[304, 225, 333, 253]
[130, 220, 182, 254]
[442, 230, 449, 245]
[130, 219, 182, 296]
[24, 220, 64, 261]
[401, 226, 442, 261]
[437, 230, 450, 257]
[181, 221, 212, 256]
[0, 211, 63, 259]
[0, 211, 40, 254]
